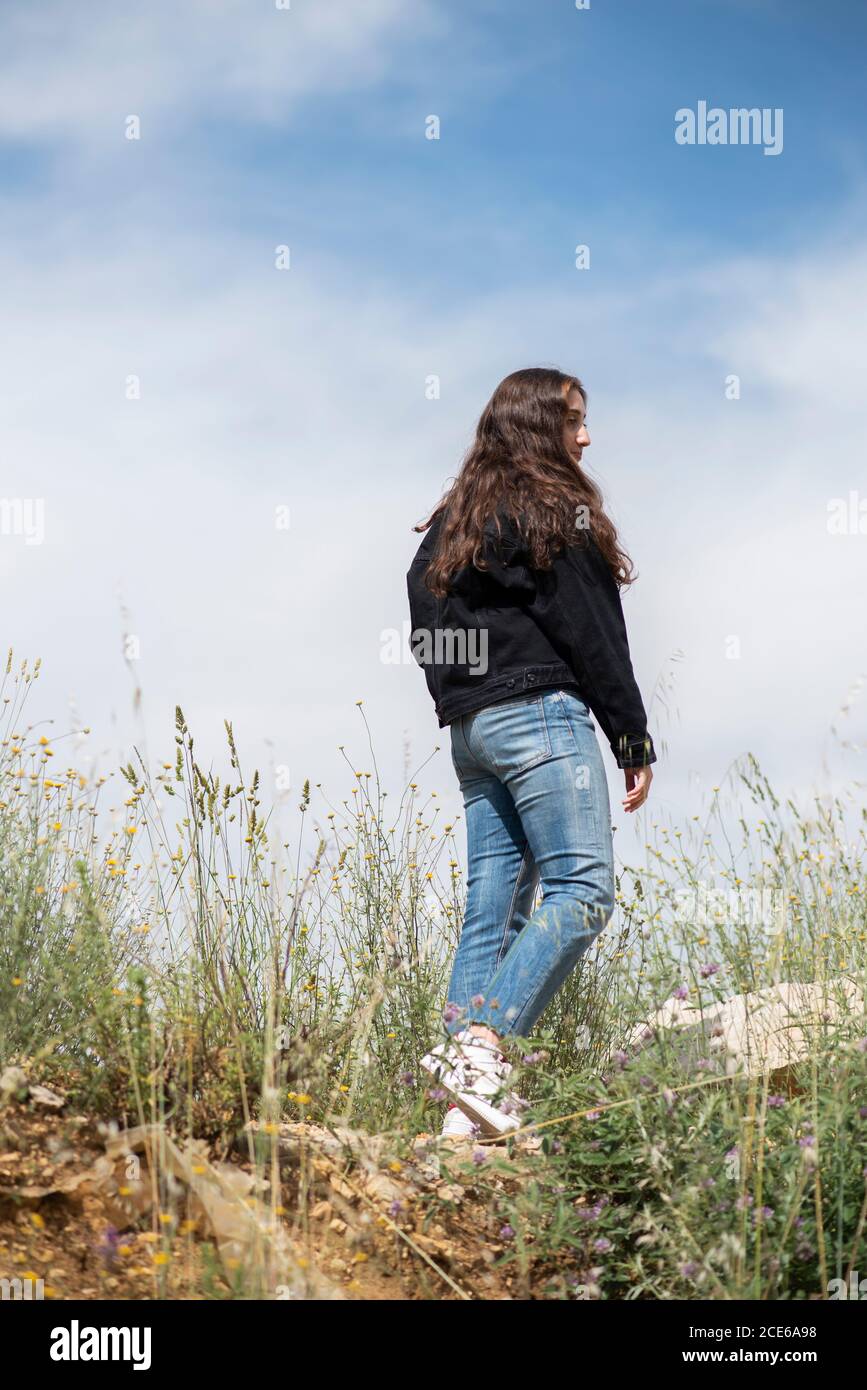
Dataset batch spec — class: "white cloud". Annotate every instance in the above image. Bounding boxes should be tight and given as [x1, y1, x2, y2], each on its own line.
[0, 0, 864, 855]
[0, 0, 442, 139]
[2, 218, 865, 862]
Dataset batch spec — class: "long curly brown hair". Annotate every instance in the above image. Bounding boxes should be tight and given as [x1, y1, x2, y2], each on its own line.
[414, 366, 636, 598]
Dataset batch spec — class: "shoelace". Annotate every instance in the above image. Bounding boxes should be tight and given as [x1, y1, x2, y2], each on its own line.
[428, 1032, 514, 1094]
[435, 1034, 526, 1121]
[452, 1045, 513, 1092]
[454, 1031, 510, 1069]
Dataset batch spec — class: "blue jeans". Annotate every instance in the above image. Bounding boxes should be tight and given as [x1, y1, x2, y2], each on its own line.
[444, 688, 615, 1041]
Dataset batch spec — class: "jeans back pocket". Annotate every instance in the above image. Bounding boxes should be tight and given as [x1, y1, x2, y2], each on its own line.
[470, 693, 552, 776]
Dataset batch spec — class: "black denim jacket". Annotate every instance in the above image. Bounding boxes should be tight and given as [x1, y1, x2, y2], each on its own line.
[406, 509, 657, 769]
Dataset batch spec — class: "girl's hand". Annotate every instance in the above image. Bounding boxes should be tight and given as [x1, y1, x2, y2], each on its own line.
[622, 764, 653, 813]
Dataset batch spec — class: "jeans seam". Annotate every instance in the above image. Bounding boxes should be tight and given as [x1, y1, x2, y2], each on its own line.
[489, 898, 610, 1036]
[494, 841, 534, 970]
[451, 717, 471, 776]
[552, 689, 609, 848]
[473, 718, 495, 771]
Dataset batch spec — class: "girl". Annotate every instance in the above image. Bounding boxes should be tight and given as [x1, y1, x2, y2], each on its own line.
[406, 367, 656, 1140]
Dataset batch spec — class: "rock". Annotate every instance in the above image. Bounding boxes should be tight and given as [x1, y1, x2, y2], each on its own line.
[622, 978, 865, 1079]
[328, 1172, 356, 1201]
[0, 1066, 29, 1102]
[437, 1182, 464, 1204]
[29, 1085, 66, 1110]
[103, 1123, 345, 1299]
[362, 1171, 404, 1204]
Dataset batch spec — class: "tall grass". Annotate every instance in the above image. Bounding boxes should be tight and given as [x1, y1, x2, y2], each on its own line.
[2, 649, 866, 1299]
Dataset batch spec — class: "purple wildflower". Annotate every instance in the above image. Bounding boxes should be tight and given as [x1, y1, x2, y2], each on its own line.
[388, 1199, 403, 1219]
[96, 1225, 121, 1270]
[593, 1237, 612, 1253]
[673, 985, 689, 1000]
[500, 1224, 514, 1240]
[679, 1261, 701, 1278]
[767, 1094, 786, 1108]
[700, 962, 720, 979]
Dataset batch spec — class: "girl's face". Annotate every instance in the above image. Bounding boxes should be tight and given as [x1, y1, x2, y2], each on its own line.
[562, 383, 591, 465]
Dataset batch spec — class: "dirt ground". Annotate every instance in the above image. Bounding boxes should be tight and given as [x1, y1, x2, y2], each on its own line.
[0, 1090, 555, 1301]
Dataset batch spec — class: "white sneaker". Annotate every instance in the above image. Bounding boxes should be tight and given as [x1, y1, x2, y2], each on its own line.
[421, 1029, 522, 1138]
[440, 1104, 479, 1140]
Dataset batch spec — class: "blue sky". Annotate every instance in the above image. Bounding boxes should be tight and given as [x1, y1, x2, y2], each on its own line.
[1, 0, 866, 860]
[6, 1, 866, 276]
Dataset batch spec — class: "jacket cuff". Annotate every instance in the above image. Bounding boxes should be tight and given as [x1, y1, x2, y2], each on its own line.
[614, 733, 657, 769]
